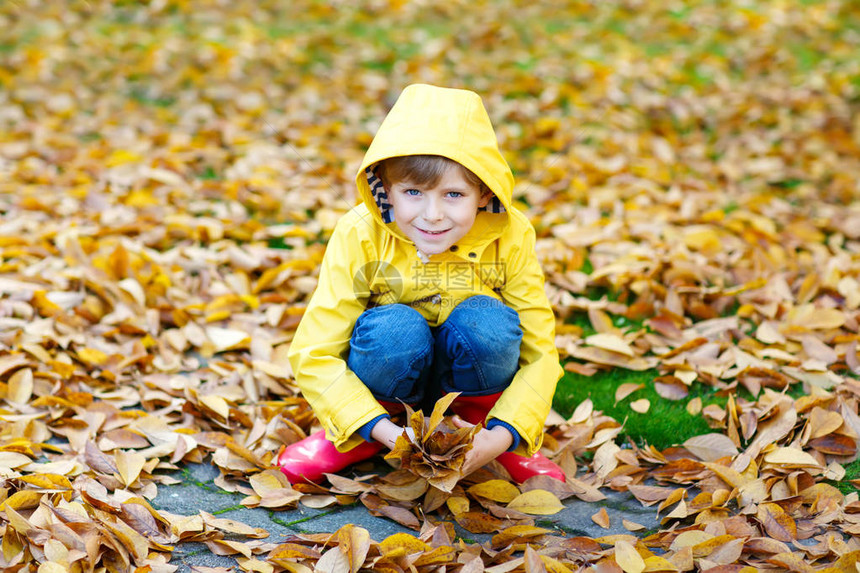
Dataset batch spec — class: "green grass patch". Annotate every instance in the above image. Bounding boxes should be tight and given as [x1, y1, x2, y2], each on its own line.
[212, 504, 246, 515]
[836, 459, 860, 495]
[267, 237, 294, 250]
[197, 166, 219, 180]
[553, 367, 723, 449]
[128, 88, 176, 108]
[269, 508, 341, 531]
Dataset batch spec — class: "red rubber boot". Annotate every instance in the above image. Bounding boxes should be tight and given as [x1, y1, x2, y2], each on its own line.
[450, 393, 566, 483]
[276, 401, 406, 484]
[276, 431, 383, 484]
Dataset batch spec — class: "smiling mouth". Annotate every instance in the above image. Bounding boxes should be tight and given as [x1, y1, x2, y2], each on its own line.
[418, 228, 450, 236]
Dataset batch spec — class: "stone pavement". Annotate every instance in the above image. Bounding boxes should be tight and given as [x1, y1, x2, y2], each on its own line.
[152, 460, 660, 572]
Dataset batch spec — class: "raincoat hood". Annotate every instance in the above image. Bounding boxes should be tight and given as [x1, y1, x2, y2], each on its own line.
[356, 84, 515, 246]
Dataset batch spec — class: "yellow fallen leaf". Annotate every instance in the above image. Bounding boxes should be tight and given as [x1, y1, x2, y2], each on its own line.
[212, 539, 253, 558]
[643, 555, 680, 572]
[669, 530, 713, 552]
[206, 327, 250, 352]
[446, 496, 470, 516]
[615, 383, 644, 403]
[586, 333, 635, 356]
[686, 397, 702, 416]
[808, 407, 844, 439]
[630, 399, 650, 413]
[755, 320, 786, 344]
[615, 539, 645, 573]
[375, 478, 429, 502]
[683, 433, 739, 462]
[571, 398, 594, 423]
[674, 370, 697, 385]
[667, 546, 694, 571]
[199, 394, 231, 420]
[572, 347, 654, 370]
[690, 534, 737, 558]
[337, 523, 371, 573]
[297, 495, 335, 509]
[467, 480, 520, 503]
[379, 533, 429, 557]
[0, 354, 29, 378]
[806, 309, 847, 330]
[0, 452, 33, 469]
[115, 450, 146, 487]
[762, 447, 821, 467]
[253, 261, 292, 294]
[7, 367, 33, 404]
[237, 557, 274, 573]
[506, 489, 564, 515]
[1, 490, 43, 511]
[118, 278, 146, 306]
[683, 226, 721, 254]
[788, 305, 845, 330]
[249, 470, 290, 496]
[76, 347, 108, 366]
[490, 525, 554, 548]
[105, 149, 143, 166]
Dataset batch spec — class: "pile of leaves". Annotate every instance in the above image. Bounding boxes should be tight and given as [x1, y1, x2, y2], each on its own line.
[385, 393, 482, 493]
[1, 0, 860, 571]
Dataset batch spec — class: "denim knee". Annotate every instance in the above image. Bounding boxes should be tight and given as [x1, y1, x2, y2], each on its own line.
[347, 304, 433, 403]
[435, 296, 522, 396]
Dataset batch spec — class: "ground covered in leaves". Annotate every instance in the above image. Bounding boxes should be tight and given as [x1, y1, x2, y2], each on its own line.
[2, 1, 860, 571]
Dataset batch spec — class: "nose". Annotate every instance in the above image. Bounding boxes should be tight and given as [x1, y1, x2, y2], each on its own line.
[424, 197, 443, 222]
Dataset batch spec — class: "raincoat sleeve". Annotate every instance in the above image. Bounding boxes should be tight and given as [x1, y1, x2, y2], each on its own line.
[488, 218, 563, 456]
[287, 211, 389, 452]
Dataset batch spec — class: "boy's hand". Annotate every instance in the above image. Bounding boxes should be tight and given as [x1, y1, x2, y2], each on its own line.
[370, 418, 415, 450]
[451, 416, 513, 477]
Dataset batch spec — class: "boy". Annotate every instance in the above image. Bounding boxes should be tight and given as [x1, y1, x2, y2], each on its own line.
[278, 84, 564, 484]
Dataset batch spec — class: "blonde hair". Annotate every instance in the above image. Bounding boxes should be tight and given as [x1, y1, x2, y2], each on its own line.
[376, 155, 487, 192]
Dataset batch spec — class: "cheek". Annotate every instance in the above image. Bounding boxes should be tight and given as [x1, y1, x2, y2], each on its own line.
[391, 201, 417, 221]
[453, 203, 480, 225]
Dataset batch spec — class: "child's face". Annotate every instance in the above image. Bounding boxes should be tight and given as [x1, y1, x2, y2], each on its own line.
[386, 166, 491, 256]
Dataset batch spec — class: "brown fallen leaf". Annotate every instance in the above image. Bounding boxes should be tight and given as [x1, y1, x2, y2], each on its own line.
[591, 507, 610, 529]
[453, 511, 506, 534]
[683, 433, 739, 462]
[756, 503, 797, 542]
[490, 525, 553, 549]
[654, 376, 689, 401]
[807, 407, 844, 439]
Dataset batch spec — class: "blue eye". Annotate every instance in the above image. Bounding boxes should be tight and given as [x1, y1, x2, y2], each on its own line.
[447, 192, 463, 198]
[404, 189, 421, 196]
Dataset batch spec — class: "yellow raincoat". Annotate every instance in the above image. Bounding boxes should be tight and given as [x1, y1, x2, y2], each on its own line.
[288, 84, 562, 455]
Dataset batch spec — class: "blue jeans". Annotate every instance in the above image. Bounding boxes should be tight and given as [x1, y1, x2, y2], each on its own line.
[347, 296, 523, 405]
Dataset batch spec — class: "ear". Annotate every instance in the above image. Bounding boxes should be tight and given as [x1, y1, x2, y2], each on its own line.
[478, 189, 492, 209]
